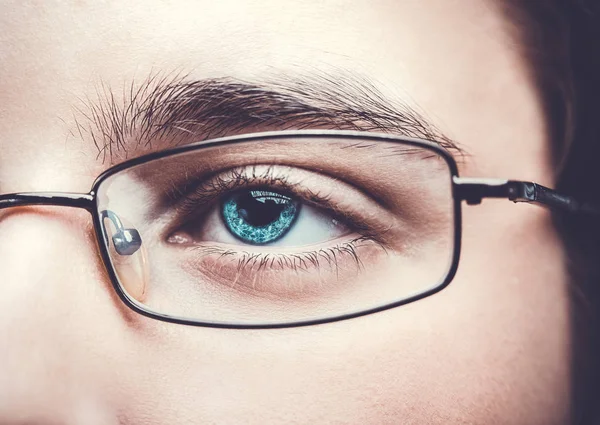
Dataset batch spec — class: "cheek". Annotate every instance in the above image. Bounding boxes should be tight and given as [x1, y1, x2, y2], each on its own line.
[111, 200, 569, 424]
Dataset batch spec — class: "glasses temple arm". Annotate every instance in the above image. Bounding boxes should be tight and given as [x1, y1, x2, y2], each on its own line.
[453, 177, 600, 214]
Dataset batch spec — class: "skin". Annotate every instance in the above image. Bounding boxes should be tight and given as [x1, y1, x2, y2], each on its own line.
[0, 1, 571, 424]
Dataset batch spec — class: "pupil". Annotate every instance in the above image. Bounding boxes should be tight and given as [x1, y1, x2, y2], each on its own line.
[222, 189, 299, 245]
[238, 195, 284, 227]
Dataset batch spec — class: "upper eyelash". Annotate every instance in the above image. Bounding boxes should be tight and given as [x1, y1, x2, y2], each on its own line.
[172, 165, 378, 237]
[176, 165, 331, 215]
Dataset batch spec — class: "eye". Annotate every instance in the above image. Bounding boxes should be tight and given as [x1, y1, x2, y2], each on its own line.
[160, 164, 383, 300]
[190, 188, 349, 247]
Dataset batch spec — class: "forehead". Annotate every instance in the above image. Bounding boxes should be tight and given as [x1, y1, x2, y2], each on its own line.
[1, 1, 508, 70]
[0, 0, 550, 190]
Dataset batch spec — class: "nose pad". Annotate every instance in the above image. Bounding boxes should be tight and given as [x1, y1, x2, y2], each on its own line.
[101, 211, 149, 302]
[112, 228, 142, 256]
[113, 238, 149, 303]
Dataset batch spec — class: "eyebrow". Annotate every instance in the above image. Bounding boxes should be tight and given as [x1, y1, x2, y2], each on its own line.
[71, 71, 463, 164]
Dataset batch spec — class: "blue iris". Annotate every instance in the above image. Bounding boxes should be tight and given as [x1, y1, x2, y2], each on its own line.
[222, 190, 300, 245]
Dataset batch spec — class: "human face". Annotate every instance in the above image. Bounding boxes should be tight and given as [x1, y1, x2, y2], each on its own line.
[0, 1, 570, 424]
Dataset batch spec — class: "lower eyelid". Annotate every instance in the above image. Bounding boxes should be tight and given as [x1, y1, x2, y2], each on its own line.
[173, 236, 390, 299]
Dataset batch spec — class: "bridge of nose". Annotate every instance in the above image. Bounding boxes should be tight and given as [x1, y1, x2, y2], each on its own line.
[0, 209, 135, 421]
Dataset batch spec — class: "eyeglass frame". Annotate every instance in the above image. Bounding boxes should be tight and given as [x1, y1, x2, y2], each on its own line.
[1, 130, 597, 329]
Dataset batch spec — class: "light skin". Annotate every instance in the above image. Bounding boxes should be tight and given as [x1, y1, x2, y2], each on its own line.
[0, 1, 571, 424]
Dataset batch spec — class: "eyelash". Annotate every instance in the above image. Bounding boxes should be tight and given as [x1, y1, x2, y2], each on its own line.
[166, 165, 389, 274]
[172, 165, 377, 237]
[182, 235, 384, 276]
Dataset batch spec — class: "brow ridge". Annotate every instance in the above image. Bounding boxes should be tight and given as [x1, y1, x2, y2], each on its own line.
[71, 71, 463, 164]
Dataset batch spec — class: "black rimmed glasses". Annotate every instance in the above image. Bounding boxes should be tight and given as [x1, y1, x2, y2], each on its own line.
[1, 131, 597, 329]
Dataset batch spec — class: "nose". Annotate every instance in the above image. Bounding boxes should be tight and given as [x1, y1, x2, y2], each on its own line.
[0, 207, 127, 424]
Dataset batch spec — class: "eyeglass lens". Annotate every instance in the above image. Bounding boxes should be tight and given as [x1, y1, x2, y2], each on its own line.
[96, 136, 456, 325]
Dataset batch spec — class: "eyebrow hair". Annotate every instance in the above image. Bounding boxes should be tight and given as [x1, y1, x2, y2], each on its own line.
[71, 71, 463, 164]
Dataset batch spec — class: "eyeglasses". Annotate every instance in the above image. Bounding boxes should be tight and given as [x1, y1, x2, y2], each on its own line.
[1, 130, 597, 329]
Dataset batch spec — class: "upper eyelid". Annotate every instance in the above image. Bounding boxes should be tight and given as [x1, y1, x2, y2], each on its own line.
[156, 165, 395, 244]
[171, 167, 364, 220]
[164, 161, 393, 216]
[115, 133, 454, 232]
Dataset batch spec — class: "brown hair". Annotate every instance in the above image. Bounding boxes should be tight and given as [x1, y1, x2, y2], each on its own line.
[501, 1, 600, 423]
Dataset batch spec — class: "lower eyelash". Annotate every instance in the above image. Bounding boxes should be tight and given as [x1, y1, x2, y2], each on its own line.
[184, 235, 386, 276]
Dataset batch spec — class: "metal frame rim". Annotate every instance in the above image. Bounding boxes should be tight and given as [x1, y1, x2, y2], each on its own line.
[91, 130, 463, 329]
